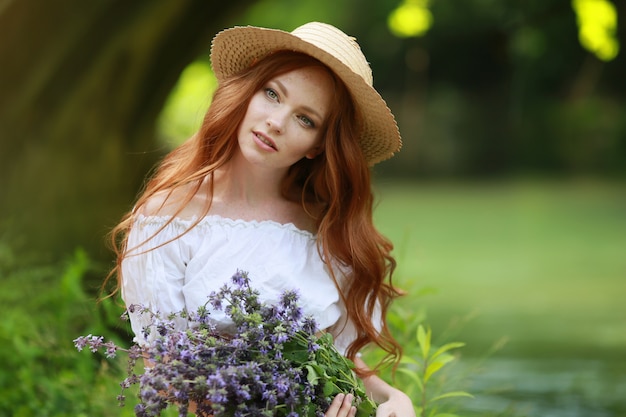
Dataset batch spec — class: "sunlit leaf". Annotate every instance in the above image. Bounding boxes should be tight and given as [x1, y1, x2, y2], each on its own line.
[431, 342, 465, 361]
[417, 325, 431, 359]
[424, 352, 456, 383]
[431, 391, 474, 402]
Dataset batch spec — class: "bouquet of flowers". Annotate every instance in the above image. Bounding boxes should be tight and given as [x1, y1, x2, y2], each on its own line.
[74, 270, 377, 416]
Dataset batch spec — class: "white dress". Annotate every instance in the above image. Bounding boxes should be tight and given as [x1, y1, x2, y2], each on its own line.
[121, 214, 365, 355]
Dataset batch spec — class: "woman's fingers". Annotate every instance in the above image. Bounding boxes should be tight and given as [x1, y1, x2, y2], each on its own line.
[325, 393, 357, 417]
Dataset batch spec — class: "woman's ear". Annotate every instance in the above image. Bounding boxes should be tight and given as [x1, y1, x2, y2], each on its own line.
[305, 145, 324, 159]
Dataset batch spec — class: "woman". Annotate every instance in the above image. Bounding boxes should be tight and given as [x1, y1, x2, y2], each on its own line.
[110, 22, 414, 417]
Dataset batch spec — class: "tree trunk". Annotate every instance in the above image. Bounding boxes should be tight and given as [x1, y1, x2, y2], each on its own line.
[0, 0, 252, 260]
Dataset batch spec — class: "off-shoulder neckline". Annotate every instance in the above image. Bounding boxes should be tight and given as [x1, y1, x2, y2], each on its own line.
[134, 214, 316, 238]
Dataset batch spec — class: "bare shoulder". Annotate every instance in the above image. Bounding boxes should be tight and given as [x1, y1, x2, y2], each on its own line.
[137, 181, 210, 219]
[287, 201, 323, 234]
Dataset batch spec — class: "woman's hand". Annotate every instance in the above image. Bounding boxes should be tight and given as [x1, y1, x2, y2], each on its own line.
[373, 388, 416, 417]
[325, 393, 357, 417]
[352, 357, 416, 417]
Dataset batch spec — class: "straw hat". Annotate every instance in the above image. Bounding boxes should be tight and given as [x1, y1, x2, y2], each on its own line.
[210, 21, 402, 165]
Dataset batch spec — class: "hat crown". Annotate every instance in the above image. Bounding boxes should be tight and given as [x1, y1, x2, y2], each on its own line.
[291, 22, 373, 86]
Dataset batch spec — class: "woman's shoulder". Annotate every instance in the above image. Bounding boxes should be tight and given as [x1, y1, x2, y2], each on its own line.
[279, 188, 324, 235]
[275, 200, 320, 235]
[138, 182, 209, 220]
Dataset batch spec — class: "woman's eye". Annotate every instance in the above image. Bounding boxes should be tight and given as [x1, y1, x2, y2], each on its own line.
[298, 115, 315, 128]
[265, 88, 278, 101]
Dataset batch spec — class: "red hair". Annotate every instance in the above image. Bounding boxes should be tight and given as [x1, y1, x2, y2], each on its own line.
[108, 51, 403, 370]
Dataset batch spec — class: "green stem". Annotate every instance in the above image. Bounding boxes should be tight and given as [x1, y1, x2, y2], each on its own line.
[421, 358, 428, 417]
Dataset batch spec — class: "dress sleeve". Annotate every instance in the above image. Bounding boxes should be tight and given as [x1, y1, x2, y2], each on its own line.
[121, 216, 192, 346]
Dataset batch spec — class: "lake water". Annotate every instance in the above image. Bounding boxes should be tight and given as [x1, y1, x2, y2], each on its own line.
[457, 357, 626, 417]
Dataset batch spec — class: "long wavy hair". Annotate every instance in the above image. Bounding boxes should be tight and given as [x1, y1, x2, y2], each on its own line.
[108, 50, 403, 370]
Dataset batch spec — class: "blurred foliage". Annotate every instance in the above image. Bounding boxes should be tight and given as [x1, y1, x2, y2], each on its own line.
[364, 298, 476, 417]
[388, 0, 433, 38]
[158, 0, 626, 179]
[0, 0, 256, 258]
[157, 61, 216, 146]
[0, 248, 136, 416]
[572, 0, 619, 61]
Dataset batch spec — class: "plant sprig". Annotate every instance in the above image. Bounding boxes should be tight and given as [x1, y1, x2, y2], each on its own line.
[74, 270, 377, 416]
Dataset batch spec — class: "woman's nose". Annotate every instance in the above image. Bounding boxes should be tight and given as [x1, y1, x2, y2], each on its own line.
[266, 110, 287, 134]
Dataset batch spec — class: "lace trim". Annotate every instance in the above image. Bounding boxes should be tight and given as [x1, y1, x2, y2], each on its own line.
[134, 214, 316, 239]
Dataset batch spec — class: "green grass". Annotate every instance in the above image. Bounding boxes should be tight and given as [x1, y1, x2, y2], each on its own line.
[372, 178, 626, 358]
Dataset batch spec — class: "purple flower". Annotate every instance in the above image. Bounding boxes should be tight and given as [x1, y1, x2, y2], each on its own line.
[209, 294, 223, 311]
[230, 337, 246, 349]
[302, 316, 318, 334]
[128, 345, 142, 360]
[120, 378, 132, 389]
[275, 376, 290, 394]
[103, 341, 118, 358]
[280, 289, 299, 308]
[139, 386, 158, 401]
[134, 403, 148, 417]
[235, 384, 251, 401]
[88, 335, 104, 352]
[231, 270, 249, 287]
[73, 270, 377, 416]
[262, 389, 278, 407]
[73, 335, 88, 351]
[289, 306, 303, 322]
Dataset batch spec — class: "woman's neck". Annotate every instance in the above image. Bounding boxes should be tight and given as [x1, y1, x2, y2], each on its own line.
[212, 158, 286, 207]
[205, 157, 316, 230]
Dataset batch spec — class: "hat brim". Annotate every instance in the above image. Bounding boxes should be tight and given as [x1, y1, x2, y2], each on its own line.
[210, 25, 401, 165]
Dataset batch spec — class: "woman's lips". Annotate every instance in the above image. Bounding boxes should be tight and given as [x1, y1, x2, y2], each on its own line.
[254, 131, 278, 151]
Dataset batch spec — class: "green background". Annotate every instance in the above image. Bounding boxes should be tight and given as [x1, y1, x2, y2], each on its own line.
[1, 0, 624, 416]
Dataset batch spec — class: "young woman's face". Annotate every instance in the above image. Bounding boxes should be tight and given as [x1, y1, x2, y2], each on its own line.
[236, 66, 334, 171]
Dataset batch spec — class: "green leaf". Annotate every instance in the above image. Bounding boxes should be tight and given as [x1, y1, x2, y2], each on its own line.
[431, 391, 474, 403]
[424, 353, 455, 383]
[417, 325, 431, 359]
[432, 414, 461, 417]
[355, 398, 377, 417]
[399, 356, 421, 366]
[430, 342, 465, 361]
[397, 367, 424, 392]
[323, 381, 336, 397]
[283, 349, 309, 362]
[305, 365, 319, 385]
